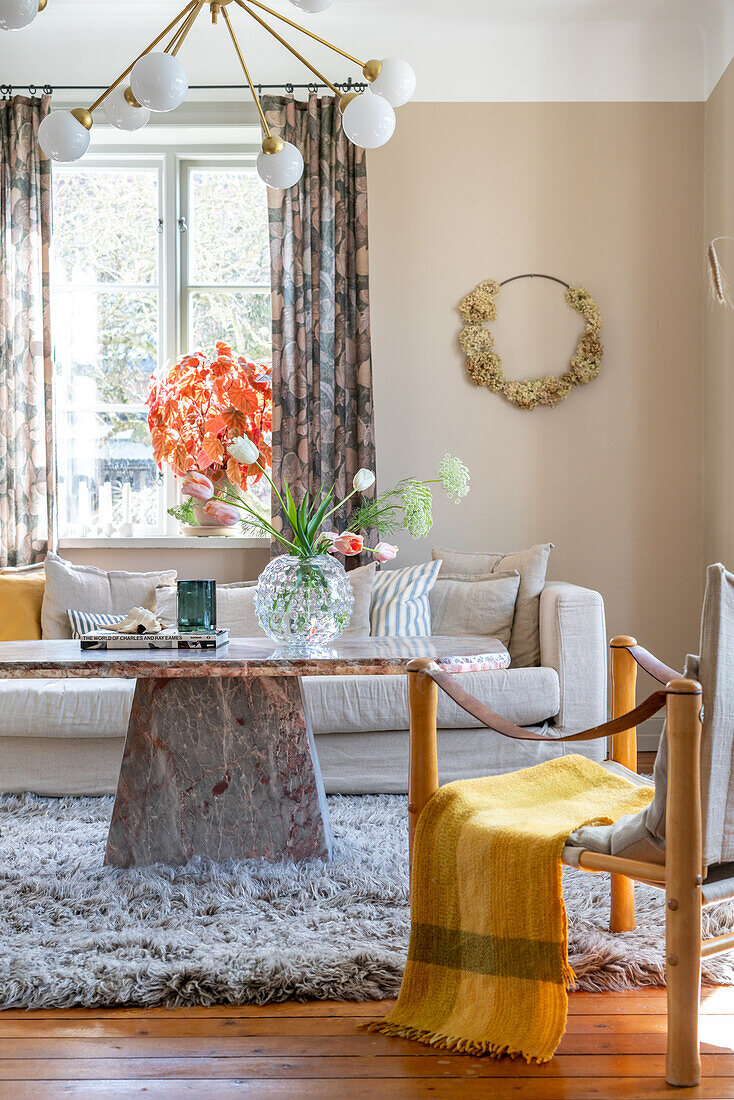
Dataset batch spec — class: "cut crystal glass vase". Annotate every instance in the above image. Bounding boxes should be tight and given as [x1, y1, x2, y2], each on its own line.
[254, 554, 354, 649]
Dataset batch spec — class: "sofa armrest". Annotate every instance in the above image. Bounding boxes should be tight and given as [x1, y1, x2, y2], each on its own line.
[540, 582, 607, 734]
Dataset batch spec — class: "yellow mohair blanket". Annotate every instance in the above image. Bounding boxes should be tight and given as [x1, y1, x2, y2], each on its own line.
[366, 754, 654, 1063]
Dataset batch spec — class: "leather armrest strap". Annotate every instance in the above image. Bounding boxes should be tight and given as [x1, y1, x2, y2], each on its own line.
[628, 644, 681, 686]
[427, 666, 668, 743]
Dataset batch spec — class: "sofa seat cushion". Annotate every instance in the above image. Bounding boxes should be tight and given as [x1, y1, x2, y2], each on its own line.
[0, 678, 134, 739]
[301, 667, 560, 736]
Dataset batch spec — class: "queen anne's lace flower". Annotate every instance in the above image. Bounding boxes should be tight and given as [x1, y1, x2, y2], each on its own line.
[459, 280, 603, 410]
[402, 481, 433, 539]
[438, 454, 470, 502]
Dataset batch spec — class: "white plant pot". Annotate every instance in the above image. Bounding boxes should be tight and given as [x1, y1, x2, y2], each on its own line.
[180, 479, 240, 537]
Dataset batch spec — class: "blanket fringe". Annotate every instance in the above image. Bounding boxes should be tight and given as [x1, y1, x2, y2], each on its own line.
[359, 1020, 553, 1063]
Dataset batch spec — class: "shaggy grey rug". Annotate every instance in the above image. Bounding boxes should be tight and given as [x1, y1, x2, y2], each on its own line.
[0, 792, 733, 1010]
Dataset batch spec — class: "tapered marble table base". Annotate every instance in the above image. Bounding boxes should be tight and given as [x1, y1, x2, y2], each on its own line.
[0, 636, 511, 868]
[104, 674, 332, 867]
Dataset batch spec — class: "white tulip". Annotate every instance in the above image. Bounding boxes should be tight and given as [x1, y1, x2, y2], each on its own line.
[353, 469, 376, 492]
[229, 435, 260, 464]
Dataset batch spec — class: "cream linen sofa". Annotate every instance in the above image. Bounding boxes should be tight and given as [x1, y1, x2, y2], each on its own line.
[0, 581, 607, 796]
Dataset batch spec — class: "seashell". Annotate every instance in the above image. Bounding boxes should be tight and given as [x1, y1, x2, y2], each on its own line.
[111, 607, 163, 635]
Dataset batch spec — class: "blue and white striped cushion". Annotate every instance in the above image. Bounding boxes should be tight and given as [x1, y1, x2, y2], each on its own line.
[67, 610, 125, 639]
[369, 561, 442, 637]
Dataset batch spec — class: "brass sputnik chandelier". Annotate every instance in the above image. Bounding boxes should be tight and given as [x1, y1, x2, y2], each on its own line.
[0, 0, 416, 189]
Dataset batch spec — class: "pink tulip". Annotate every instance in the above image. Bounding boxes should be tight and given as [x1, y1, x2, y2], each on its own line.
[203, 499, 240, 526]
[319, 531, 339, 552]
[181, 471, 214, 501]
[331, 532, 364, 556]
[374, 542, 399, 563]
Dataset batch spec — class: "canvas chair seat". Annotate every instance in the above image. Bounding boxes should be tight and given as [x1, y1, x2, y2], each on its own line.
[563, 760, 664, 866]
[566, 564, 734, 875]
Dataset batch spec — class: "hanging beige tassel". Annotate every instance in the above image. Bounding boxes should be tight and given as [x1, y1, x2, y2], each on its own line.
[708, 238, 734, 308]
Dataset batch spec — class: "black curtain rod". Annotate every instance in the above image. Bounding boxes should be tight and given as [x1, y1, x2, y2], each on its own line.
[2, 80, 366, 96]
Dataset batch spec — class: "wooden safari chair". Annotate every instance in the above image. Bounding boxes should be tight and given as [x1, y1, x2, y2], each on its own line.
[407, 563, 734, 1087]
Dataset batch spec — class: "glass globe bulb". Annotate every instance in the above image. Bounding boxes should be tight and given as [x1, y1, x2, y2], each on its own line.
[341, 91, 396, 149]
[287, 0, 334, 9]
[130, 52, 188, 113]
[256, 141, 304, 190]
[0, 0, 36, 29]
[38, 111, 91, 163]
[103, 85, 151, 131]
[369, 57, 416, 108]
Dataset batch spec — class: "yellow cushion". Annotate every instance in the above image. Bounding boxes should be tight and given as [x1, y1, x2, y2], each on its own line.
[0, 573, 46, 641]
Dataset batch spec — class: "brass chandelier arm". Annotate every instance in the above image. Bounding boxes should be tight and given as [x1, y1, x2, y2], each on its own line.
[167, 0, 206, 57]
[220, 6, 272, 138]
[244, 0, 364, 69]
[87, 0, 198, 113]
[233, 0, 340, 97]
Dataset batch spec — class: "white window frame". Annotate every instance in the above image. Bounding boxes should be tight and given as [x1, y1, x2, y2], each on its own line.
[54, 143, 270, 550]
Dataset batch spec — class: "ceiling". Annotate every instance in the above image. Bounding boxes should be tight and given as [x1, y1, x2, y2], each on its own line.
[2, 0, 733, 102]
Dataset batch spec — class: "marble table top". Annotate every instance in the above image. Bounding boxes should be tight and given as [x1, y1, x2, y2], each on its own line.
[0, 636, 510, 680]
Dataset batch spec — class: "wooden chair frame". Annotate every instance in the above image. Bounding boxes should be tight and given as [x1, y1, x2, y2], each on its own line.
[406, 635, 734, 1088]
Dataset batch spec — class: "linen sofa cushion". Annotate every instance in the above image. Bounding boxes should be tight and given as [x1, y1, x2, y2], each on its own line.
[301, 666, 560, 736]
[429, 570, 519, 648]
[342, 563, 376, 637]
[41, 553, 176, 640]
[0, 677, 133, 739]
[156, 582, 260, 635]
[431, 544, 552, 667]
[0, 571, 45, 641]
[155, 562, 376, 639]
[370, 561, 442, 637]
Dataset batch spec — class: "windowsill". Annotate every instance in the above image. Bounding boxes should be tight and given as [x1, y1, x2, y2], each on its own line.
[58, 537, 270, 550]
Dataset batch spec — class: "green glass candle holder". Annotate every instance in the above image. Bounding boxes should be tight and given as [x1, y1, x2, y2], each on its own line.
[177, 580, 217, 632]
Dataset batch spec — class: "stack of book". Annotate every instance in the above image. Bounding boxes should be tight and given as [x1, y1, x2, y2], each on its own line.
[79, 629, 229, 651]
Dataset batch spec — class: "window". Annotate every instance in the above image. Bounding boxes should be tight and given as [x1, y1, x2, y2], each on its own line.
[51, 154, 271, 540]
[184, 165, 271, 358]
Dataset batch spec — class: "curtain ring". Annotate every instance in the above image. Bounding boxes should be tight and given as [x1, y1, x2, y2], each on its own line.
[43, 85, 52, 95]
[308, 82, 318, 94]
[1, 85, 12, 100]
[285, 82, 294, 94]
[28, 84, 37, 97]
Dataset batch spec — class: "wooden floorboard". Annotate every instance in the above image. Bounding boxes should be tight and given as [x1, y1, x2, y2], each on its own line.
[0, 988, 732, 1099]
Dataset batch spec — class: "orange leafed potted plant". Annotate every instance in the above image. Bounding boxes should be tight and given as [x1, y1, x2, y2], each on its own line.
[146, 341, 273, 532]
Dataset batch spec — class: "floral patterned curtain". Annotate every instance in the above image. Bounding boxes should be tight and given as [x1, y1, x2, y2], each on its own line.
[262, 94, 375, 561]
[0, 95, 54, 567]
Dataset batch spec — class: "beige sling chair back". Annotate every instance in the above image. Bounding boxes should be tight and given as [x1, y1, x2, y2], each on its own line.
[407, 562, 734, 1087]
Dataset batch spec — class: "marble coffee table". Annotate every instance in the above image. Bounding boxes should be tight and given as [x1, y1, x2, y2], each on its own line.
[0, 637, 510, 868]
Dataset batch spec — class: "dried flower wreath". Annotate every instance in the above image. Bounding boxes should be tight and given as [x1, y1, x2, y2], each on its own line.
[458, 277, 603, 410]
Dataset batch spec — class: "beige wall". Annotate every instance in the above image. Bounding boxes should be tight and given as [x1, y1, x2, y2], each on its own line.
[368, 102, 705, 670]
[67, 100, 707, 684]
[705, 56, 734, 571]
